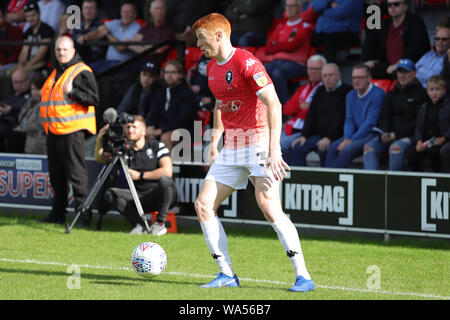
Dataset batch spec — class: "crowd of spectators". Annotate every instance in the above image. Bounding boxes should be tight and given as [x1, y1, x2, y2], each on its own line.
[0, 0, 449, 173]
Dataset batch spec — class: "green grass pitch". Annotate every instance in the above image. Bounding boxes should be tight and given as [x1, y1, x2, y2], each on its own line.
[0, 212, 449, 302]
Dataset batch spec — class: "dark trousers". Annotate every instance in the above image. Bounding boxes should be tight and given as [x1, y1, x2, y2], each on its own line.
[407, 146, 442, 172]
[104, 176, 178, 227]
[47, 131, 89, 218]
[311, 31, 360, 63]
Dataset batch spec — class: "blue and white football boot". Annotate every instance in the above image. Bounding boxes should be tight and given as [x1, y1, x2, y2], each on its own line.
[289, 275, 315, 292]
[200, 273, 240, 288]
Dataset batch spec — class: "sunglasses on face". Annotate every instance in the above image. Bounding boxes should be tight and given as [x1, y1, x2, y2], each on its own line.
[435, 37, 449, 42]
[387, 1, 405, 8]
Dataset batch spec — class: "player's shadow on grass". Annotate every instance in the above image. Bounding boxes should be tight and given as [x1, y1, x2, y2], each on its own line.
[0, 267, 200, 288]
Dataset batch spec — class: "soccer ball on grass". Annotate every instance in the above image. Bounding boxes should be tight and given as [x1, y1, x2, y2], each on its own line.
[131, 242, 167, 277]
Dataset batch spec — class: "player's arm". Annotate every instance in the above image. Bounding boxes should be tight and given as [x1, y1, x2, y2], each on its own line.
[258, 85, 290, 180]
[209, 100, 224, 164]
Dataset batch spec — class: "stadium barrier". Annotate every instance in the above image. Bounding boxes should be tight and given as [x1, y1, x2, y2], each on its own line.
[0, 153, 449, 240]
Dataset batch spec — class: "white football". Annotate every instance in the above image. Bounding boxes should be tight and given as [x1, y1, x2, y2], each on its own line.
[131, 242, 167, 277]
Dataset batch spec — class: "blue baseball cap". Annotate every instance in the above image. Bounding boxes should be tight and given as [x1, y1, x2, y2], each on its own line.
[397, 58, 415, 72]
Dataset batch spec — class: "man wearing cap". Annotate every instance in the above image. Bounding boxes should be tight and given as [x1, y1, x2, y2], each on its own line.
[364, 58, 427, 171]
[39, 35, 99, 226]
[12, 2, 54, 75]
[117, 60, 162, 118]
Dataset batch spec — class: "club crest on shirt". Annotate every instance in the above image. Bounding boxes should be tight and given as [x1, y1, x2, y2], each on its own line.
[225, 70, 233, 86]
[253, 71, 268, 87]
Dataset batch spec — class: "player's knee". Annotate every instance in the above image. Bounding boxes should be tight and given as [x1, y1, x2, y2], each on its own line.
[389, 144, 401, 154]
[363, 145, 372, 155]
[194, 197, 211, 220]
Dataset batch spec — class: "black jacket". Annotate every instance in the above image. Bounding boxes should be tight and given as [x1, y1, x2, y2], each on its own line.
[117, 80, 162, 119]
[415, 97, 450, 142]
[302, 82, 353, 141]
[362, 11, 430, 64]
[147, 79, 196, 133]
[378, 78, 427, 139]
[440, 53, 450, 93]
[54, 53, 99, 107]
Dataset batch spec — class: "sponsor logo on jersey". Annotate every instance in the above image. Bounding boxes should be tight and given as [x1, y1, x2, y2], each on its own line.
[253, 71, 268, 87]
[217, 100, 242, 113]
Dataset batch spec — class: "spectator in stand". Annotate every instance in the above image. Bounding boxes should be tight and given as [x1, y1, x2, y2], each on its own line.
[127, 0, 175, 68]
[436, 18, 450, 93]
[9, 2, 54, 76]
[72, 0, 107, 65]
[364, 58, 427, 171]
[166, 0, 218, 47]
[36, 0, 66, 32]
[407, 75, 450, 173]
[0, 7, 24, 76]
[416, 26, 450, 88]
[289, 63, 352, 166]
[82, 2, 141, 74]
[188, 54, 214, 112]
[325, 64, 385, 168]
[256, 0, 313, 105]
[12, 73, 47, 154]
[224, 0, 275, 47]
[117, 60, 162, 119]
[4, 0, 28, 27]
[146, 59, 196, 151]
[362, 0, 429, 79]
[0, 67, 31, 152]
[280, 54, 326, 164]
[310, 0, 364, 64]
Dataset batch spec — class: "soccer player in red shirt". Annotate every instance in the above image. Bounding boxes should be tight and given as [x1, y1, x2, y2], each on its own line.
[192, 13, 314, 292]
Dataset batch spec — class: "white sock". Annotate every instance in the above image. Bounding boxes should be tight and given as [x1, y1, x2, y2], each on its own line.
[200, 216, 234, 277]
[271, 214, 311, 280]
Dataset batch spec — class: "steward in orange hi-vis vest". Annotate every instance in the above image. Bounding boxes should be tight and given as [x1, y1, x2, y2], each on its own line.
[40, 62, 97, 135]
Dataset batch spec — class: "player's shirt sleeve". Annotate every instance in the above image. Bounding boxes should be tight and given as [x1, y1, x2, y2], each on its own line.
[243, 55, 273, 96]
[157, 142, 170, 159]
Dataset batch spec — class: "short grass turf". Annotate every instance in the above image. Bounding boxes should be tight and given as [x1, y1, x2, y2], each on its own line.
[0, 212, 449, 301]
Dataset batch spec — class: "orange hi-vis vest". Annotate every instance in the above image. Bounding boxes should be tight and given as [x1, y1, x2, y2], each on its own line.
[40, 62, 97, 135]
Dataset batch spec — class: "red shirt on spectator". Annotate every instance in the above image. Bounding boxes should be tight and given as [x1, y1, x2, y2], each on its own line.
[0, 22, 24, 65]
[283, 81, 320, 135]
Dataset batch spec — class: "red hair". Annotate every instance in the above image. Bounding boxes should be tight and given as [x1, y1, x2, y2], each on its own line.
[192, 13, 231, 37]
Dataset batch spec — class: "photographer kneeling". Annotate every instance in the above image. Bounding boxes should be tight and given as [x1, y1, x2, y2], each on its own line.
[95, 115, 177, 235]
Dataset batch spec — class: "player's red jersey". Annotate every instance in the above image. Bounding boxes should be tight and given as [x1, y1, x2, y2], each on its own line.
[207, 48, 274, 149]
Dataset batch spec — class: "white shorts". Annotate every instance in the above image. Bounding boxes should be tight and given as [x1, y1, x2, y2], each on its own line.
[205, 146, 274, 190]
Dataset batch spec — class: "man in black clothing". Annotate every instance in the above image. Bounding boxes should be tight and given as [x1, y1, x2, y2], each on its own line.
[39, 36, 99, 225]
[117, 60, 161, 118]
[288, 63, 352, 167]
[0, 67, 30, 152]
[362, 0, 429, 79]
[95, 115, 177, 235]
[14, 2, 54, 75]
[146, 59, 196, 151]
[72, 0, 107, 65]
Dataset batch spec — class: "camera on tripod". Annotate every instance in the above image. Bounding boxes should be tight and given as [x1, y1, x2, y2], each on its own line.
[102, 107, 135, 154]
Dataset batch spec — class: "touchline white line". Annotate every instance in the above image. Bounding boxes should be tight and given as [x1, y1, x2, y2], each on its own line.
[0, 258, 448, 300]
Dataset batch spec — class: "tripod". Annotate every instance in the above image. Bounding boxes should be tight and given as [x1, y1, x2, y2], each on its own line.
[65, 154, 150, 234]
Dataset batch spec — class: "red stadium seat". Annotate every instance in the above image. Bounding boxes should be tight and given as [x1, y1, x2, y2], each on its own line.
[371, 79, 392, 93]
[184, 47, 203, 74]
[197, 110, 212, 135]
[160, 47, 178, 70]
[389, 80, 397, 92]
